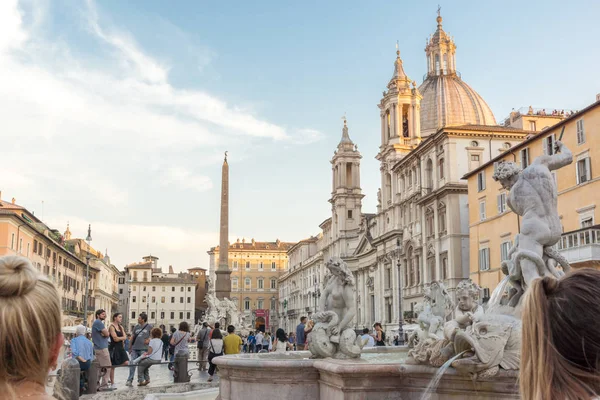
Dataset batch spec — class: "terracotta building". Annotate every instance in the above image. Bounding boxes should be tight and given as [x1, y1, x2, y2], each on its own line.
[207, 238, 294, 332]
[464, 97, 600, 296]
[188, 266, 208, 322]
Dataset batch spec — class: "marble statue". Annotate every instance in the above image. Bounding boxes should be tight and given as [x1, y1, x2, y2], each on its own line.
[443, 279, 484, 341]
[451, 313, 521, 380]
[492, 140, 572, 306]
[406, 281, 454, 366]
[308, 257, 364, 359]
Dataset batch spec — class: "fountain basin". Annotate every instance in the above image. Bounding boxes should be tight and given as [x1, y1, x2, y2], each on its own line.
[213, 347, 519, 400]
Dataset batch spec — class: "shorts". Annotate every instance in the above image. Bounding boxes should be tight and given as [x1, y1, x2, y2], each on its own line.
[95, 348, 112, 367]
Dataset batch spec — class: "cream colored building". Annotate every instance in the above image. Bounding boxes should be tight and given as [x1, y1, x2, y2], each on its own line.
[278, 236, 324, 333]
[208, 239, 294, 332]
[464, 98, 600, 294]
[124, 256, 196, 332]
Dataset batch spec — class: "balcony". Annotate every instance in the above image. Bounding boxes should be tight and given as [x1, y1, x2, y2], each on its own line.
[558, 225, 600, 268]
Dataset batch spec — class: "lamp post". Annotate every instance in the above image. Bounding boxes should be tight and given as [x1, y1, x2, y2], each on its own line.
[83, 224, 92, 327]
[312, 277, 321, 314]
[396, 237, 405, 345]
[126, 280, 132, 330]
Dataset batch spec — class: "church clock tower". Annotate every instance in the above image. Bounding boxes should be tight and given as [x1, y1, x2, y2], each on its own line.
[376, 48, 422, 211]
[330, 118, 364, 247]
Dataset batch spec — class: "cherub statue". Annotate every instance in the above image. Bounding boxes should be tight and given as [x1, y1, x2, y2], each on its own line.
[444, 279, 484, 341]
[308, 257, 364, 359]
[493, 140, 572, 306]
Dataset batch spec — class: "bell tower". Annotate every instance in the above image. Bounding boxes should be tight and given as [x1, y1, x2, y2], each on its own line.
[330, 118, 364, 241]
[376, 47, 422, 211]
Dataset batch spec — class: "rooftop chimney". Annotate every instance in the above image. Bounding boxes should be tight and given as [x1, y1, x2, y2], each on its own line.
[169, 265, 174, 274]
[11, 198, 16, 204]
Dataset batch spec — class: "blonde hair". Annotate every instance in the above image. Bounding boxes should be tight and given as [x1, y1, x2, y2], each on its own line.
[0, 255, 62, 399]
[520, 269, 600, 400]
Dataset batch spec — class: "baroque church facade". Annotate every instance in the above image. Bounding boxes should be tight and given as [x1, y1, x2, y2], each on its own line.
[278, 13, 529, 338]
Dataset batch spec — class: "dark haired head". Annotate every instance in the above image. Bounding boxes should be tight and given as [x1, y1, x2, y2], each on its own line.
[276, 328, 287, 342]
[139, 312, 148, 322]
[211, 328, 223, 340]
[373, 322, 382, 329]
[150, 327, 162, 339]
[112, 312, 122, 322]
[170, 327, 176, 333]
[179, 321, 189, 332]
[95, 309, 106, 318]
[363, 328, 369, 334]
[300, 316, 307, 323]
[227, 325, 235, 333]
[214, 322, 220, 329]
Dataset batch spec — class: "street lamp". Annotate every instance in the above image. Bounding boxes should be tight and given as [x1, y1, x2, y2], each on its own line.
[126, 280, 132, 330]
[83, 224, 92, 327]
[311, 277, 321, 314]
[396, 237, 405, 346]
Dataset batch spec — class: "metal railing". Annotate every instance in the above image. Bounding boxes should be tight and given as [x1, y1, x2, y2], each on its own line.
[558, 226, 600, 251]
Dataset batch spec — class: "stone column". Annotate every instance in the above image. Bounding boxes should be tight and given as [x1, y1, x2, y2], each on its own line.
[216, 152, 232, 300]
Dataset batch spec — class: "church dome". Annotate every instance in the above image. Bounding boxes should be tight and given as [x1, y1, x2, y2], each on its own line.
[417, 11, 496, 136]
[418, 75, 496, 136]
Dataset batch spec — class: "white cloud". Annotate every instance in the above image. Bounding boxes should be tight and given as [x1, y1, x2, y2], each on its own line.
[160, 166, 213, 192]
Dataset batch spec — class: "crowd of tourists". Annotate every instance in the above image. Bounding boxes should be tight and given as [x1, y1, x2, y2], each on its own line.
[2, 255, 600, 399]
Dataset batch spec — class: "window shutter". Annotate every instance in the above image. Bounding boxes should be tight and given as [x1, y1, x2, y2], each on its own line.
[586, 157, 592, 182]
[543, 137, 548, 155]
[497, 194, 502, 213]
[576, 159, 581, 184]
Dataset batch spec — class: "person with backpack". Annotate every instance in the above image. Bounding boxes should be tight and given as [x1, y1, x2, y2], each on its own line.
[126, 313, 152, 387]
[207, 329, 224, 382]
[196, 322, 211, 371]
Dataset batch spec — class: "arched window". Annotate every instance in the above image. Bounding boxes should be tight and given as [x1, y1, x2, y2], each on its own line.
[443, 53, 448, 73]
[425, 207, 434, 238]
[244, 297, 250, 310]
[385, 173, 392, 204]
[232, 278, 238, 290]
[435, 54, 440, 75]
[426, 158, 433, 189]
[386, 110, 391, 138]
[245, 278, 251, 289]
[471, 140, 479, 147]
[438, 158, 445, 179]
[258, 278, 264, 289]
[503, 142, 511, 149]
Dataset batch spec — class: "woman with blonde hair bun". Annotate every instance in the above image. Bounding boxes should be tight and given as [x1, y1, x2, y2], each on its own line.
[521, 268, 600, 400]
[0, 255, 63, 400]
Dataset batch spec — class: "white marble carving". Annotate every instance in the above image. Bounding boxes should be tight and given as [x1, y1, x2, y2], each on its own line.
[492, 140, 573, 306]
[443, 279, 484, 341]
[308, 257, 364, 359]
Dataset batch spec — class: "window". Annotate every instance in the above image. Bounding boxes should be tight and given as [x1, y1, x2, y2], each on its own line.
[180, 297, 184, 303]
[132, 296, 137, 303]
[142, 296, 146, 303]
[34, 240, 37, 253]
[244, 299, 250, 310]
[132, 311, 136, 319]
[119, 288, 123, 294]
[479, 200, 487, 221]
[503, 142, 511, 150]
[161, 296, 165, 303]
[544, 134, 556, 155]
[258, 262, 264, 271]
[245, 278, 251, 289]
[232, 278, 238, 290]
[271, 298, 276, 310]
[438, 158, 445, 179]
[271, 278, 276, 289]
[179, 312, 184, 320]
[143, 271, 147, 282]
[233, 261, 238, 270]
[143, 286, 146, 292]
[500, 241, 512, 261]
[479, 248, 490, 271]
[582, 217, 593, 228]
[160, 312, 165, 319]
[577, 158, 591, 184]
[26, 243, 30, 257]
[171, 297, 175, 303]
[187, 297, 191, 303]
[170, 312, 175, 319]
[258, 279, 264, 289]
[477, 171, 486, 191]
[10, 233, 14, 250]
[520, 148, 530, 168]
[258, 299, 264, 309]
[151, 311, 155, 319]
[152, 286, 156, 292]
[180, 287, 184, 292]
[471, 155, 480, 162]
[438, 205, 447, 234]
[271, 262, 276, 271]
[151, 296, 155, 303]
[577, 119, 585, 144]
[529, 121, 536, 131]
[245, 261, 250, 270]
[187, 312, 191, 319]
[497, 193, 507, 214]
[172, 287, 175, 291]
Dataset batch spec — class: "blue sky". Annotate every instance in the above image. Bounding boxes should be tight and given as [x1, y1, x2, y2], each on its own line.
[1, 0, 598, 271]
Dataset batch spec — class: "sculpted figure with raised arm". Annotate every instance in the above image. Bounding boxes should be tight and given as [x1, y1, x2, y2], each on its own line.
[493, 139, 573, 306]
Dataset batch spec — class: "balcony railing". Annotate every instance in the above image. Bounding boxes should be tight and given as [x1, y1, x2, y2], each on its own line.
[558, 225, 600, 266]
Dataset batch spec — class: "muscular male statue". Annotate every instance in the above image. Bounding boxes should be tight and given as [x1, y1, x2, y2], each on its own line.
[492, 140, 572, 306]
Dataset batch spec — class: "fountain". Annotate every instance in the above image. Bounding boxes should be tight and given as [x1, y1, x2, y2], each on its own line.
[213, 142, 573, 399]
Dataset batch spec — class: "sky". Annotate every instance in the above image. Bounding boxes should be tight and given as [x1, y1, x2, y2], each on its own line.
[1, 0, 599, 272]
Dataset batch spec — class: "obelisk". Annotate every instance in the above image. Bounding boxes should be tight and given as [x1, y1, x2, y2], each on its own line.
[215, 151, 232, 300]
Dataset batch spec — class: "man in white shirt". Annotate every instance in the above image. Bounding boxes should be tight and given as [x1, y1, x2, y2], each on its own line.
[361, 328, 375, 348]
[255, 331, 264, 352]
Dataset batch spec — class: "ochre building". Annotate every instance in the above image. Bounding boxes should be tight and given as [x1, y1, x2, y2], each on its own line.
[464, 98, 600, 295]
